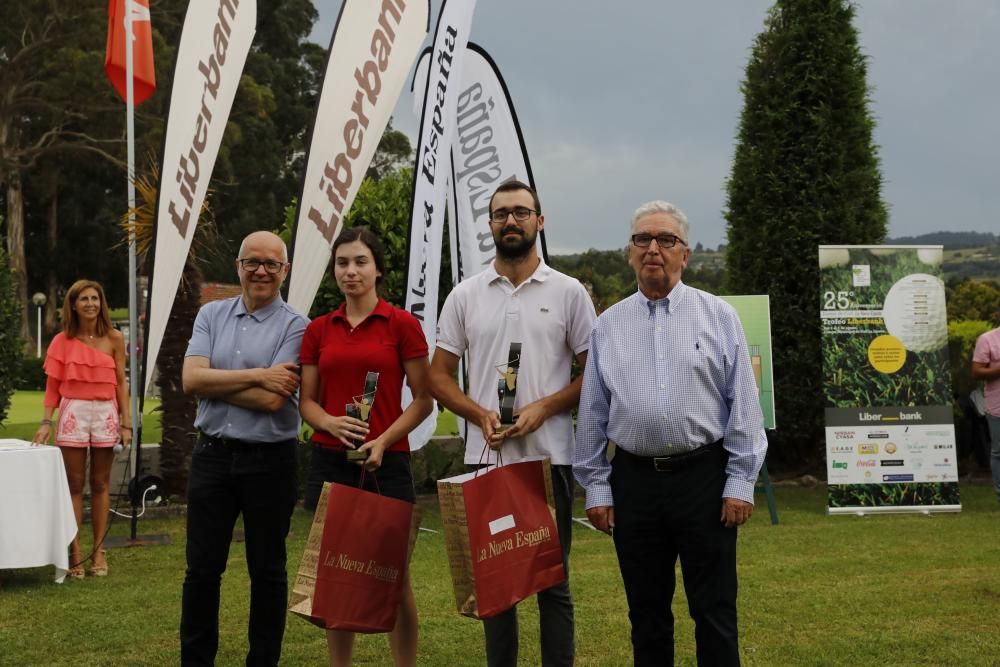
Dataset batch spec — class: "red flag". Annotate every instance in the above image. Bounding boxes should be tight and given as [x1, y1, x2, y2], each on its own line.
[104, 0, 156, 105]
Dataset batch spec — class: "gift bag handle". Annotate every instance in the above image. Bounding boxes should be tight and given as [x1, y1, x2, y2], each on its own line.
[474, 440, 503, 477]
[358, 465, 382, 495]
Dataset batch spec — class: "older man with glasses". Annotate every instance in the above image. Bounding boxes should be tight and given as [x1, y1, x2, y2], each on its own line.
[180, 231, 309, 666]
[574, 201, 767, 666]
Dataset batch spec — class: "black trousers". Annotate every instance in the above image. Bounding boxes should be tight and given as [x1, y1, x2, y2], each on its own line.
[180, 436, 298, 667]
[611, 445, 740, 667]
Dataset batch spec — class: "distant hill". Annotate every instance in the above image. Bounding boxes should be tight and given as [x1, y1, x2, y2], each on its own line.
[885, 230, 997, 249]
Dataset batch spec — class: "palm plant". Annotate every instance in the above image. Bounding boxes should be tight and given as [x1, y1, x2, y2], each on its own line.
[118, 157, 218, 499]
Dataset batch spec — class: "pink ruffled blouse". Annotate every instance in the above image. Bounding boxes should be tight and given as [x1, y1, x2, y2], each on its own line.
[43, 333, 118, 408]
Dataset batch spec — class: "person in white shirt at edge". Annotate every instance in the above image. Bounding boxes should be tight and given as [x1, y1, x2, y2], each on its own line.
[574, 201, 767, 667]
[429, 179, 596, 667]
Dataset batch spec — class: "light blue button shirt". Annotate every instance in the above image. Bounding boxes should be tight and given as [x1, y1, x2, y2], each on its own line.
[574, 281, 767, 507]
[186, 295, 308, 443]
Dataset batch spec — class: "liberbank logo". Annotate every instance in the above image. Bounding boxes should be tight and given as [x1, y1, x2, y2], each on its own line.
[883, 474, 914, 482]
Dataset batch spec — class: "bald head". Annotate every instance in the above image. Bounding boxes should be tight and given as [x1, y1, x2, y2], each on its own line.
[238, 231, 288, 262]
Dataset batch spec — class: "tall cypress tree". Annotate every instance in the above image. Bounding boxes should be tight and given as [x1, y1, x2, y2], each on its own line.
[724, 0, 887, 468]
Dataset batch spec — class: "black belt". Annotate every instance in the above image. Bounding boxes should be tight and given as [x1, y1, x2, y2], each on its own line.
[198, 431, 296, 451]
[614, 439, 724, 473]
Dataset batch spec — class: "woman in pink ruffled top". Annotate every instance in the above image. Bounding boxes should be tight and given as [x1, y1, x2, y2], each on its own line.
[32, 279, 131, 579]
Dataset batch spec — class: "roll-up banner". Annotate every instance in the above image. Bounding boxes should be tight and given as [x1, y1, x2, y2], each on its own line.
[143, 0, 257, 393]
[819, 245, 960, 514]
[286, 0, 430, 314]
[402, 0, 477, 449]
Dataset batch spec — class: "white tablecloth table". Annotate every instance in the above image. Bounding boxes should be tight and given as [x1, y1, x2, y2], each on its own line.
[0, 439, 78, 583]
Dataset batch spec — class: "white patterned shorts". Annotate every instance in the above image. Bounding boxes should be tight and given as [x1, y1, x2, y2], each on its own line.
[56, 398, 119, 448]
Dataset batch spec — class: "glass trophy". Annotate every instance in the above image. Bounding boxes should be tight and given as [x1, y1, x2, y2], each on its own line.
[494, 342, 522, 433]
[346, 371, 379, 461]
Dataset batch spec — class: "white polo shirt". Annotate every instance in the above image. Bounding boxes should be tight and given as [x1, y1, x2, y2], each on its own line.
[436, 260, 597, 465]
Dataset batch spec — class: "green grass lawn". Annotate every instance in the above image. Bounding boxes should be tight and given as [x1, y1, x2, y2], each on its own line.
[1, 391, 460, 444]
[1, 486, 998, 665]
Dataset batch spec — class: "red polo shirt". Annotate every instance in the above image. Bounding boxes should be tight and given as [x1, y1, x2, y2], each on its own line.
[300, 299, 428, 452]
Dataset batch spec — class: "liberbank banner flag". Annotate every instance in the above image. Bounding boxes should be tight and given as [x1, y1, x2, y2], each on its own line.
[819, 245, 960, 514]
[287, 0, 430, 314]
[143, 0, 256, 393]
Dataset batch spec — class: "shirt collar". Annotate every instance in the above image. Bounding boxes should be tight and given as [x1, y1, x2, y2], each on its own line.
[330, 298, 392, 323]
[236, 295, 285, 322]
[634, 280, 687, 316]
[485, 258, 552, 286]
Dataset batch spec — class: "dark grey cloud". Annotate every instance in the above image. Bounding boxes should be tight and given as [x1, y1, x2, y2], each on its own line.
[312, 1, 999, 252]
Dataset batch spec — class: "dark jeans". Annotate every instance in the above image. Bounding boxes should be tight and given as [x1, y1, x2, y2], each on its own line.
[611, 444, 739, 667]
[180, 436, 298, 667]
[472, 463, 576, 667]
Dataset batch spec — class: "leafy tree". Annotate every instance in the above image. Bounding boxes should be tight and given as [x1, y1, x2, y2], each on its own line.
[1, 3, 133, 346]
[0, 245, 20, 423]
[724, 0, 888, 469]
[946, 279, 1000, 325]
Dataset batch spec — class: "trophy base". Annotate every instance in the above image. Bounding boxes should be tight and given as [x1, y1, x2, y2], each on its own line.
[346, 449, 369, 462]
[495, 423, 515, 434]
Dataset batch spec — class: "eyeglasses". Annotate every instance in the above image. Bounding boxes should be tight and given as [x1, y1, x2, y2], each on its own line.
[630, 233, 687, 249]
[238, 258, 287, 274]
[490, 207, 538, 224]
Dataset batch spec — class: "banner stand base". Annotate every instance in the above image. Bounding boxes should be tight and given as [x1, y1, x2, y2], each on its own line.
[827, 504, 962, 516]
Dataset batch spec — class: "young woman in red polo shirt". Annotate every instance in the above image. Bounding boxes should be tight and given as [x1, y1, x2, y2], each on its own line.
[299, 226, 432, 667]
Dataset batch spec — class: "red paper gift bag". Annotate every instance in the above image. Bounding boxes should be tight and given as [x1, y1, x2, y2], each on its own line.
[308, 482, 415, 633]
[438, 457, 566, 618]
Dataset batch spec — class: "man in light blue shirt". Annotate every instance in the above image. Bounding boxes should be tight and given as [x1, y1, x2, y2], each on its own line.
[574, 201, 766, 667]
[180, 231, 308, 666]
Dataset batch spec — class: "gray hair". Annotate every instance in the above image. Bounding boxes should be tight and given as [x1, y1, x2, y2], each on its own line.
[630, 201, 690, 243]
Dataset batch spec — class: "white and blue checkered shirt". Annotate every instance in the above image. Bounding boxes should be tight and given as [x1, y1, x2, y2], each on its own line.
[574, 281, 767, 507]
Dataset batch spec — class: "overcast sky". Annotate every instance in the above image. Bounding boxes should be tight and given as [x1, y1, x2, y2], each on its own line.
[310, 1, 1000, 253]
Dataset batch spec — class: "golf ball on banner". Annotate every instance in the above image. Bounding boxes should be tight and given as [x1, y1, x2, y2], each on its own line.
[881, 273, 948, 353]
[819, 247, 851, 269]
[917, 247, 943, 266]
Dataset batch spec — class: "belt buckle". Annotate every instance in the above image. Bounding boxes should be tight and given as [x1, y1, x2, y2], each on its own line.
[653, 456, 674, 473]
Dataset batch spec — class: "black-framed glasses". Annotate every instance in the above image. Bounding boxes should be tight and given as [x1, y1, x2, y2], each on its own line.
[238, 258, 287, 274]
[631, 233, 687, 249]
[490, 207, 538, 224]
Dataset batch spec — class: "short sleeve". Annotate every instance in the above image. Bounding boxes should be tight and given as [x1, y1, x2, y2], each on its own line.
[42, 333, 67, 380]
[300, 316, 323, 365]
[394, 308, 429, 360]
[185, 304, 214, 358]
[566, 280, 597, 355]
[972, 333, 992, 364]
[272, 312, 308, 366]
[435, 288, 467, 357]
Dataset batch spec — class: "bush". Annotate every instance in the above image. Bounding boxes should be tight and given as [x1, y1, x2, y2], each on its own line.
[948, 319, 994, 399]
[17, 355, 46, 391]
[0, 248, 22, 423]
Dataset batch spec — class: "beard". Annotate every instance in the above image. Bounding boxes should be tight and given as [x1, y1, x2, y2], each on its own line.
[494, 226, 537, 260]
